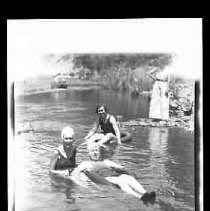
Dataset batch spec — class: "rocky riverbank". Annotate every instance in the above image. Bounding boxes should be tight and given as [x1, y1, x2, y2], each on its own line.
[121, 79, 195, 133]
[121, 115, 194, 133]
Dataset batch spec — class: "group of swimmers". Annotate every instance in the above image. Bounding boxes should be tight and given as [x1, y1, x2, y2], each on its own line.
[50, 103, 156, 204]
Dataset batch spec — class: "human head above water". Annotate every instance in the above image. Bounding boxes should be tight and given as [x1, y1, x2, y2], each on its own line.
[61, 126, 75, 140]
[87, 142, 100, 151]
[95, 103, 108, 115]
[87, 142, 101, 161]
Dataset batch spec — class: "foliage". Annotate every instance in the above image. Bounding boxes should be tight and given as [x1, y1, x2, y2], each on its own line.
[72, 53, 172, 91]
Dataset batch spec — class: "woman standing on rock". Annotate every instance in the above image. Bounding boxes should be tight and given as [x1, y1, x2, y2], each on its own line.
[148, 60, 170, 121]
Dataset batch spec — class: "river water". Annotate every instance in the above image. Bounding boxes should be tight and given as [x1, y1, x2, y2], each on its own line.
[14, 88, 195, 211]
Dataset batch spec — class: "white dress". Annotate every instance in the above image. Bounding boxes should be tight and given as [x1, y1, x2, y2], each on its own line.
[149, 69, 169, 120]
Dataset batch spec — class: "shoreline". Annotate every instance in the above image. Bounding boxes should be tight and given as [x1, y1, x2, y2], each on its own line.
[122, 116, 194, 133]
[14, 76, 195, 133]
[15, 85, 102, 97]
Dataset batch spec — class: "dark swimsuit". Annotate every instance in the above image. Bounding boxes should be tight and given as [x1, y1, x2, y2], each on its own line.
[54, 145, 77, 170]
[99, 115, 116, 135]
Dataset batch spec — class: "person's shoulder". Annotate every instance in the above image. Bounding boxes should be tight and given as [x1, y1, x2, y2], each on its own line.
[109, 115, 117, 123]
[53, 145, 62, 154]
[72, 144, 78, 150]
[56, 145, 63, 151]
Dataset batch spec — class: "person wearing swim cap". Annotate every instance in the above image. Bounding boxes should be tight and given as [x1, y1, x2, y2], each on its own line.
[71, 143, 156, 204]
[83, 103, 122, 147]
[50, 126, 77, 172]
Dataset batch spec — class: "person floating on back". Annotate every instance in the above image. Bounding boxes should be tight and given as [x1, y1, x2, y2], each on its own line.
[71, 142, 156, 204]
[83, 103, 122, 147]
[50, 126, 77, 173]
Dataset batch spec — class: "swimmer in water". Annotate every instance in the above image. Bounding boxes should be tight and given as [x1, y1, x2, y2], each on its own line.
[71, 142, 156, 204]
[50, 127, 77, 173]
[83, 103, 122, 148]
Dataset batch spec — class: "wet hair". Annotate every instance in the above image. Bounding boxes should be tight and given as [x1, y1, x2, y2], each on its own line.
[95, 103, 108, 115]
[61, 126, 75, 139]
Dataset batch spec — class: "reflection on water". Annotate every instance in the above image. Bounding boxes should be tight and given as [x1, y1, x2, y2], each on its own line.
[14, 89, 195, 211]
[148, 127, 169, 184]
[147, 127, 195, 210]
[148, 128, 168, 154]
[16, 89, 150, 122]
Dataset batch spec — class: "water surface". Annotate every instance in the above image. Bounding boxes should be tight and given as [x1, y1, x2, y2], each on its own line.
[14, 89, 195, 211]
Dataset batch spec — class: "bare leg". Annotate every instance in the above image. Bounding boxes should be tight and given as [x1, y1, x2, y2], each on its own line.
[106, 175, 156, 203]
[105, 175, 143, 198]
[119, 175, 147, 195]
[105, 174, 146, 198]
[118, 182, 143, 198]
[84, 133, 105, 145]
[118, 175, 156, 203]
[98, 133, 116, 146]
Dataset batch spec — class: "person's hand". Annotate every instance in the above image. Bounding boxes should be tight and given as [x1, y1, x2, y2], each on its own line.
[118, 141, 122, 145]
[68, 168, 74, 175]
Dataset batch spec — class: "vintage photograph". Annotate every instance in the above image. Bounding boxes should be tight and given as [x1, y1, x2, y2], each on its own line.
[8, 19, 202, 211]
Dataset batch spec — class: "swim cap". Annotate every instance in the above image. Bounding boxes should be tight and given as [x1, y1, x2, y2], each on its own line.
[61, 126, 75, 139]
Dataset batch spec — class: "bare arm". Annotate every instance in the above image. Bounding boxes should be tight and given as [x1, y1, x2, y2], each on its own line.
[84, 121, 99, 140]
[149, 73, 156, 81]
[104, 160, 124, 169]
[148, 67, 159, 81]
[70, 161, 93, 186]
[104, 160, 135, 176]
[110, 116, 122, 145]
[71, 161, 91, 175]
[50, 150, 59, 170]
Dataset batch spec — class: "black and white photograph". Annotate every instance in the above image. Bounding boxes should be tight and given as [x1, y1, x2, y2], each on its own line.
[8, 19, 202, 211]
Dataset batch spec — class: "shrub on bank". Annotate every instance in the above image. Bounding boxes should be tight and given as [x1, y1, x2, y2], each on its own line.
[73, 53, 172, 92]
[97, 66, 153, 92]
